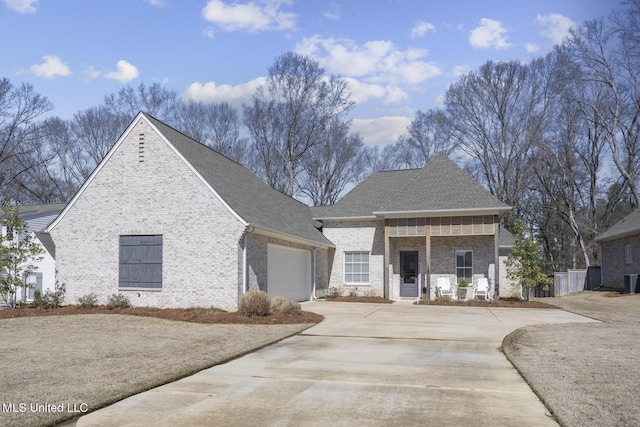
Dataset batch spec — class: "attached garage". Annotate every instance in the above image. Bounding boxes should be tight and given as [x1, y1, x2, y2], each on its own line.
[267, 244, 312, 301]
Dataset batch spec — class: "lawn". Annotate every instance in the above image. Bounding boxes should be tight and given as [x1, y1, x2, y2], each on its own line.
[0, 311, 317, 427]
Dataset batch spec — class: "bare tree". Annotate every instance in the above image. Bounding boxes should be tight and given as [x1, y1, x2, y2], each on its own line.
[401, 109, 456, 165]
[0, 78, 53, 204]
[444, 60, 553, 218]
[298, 118, 366, 206]
[104, 82, 178, 122]
[174, 101, 250, 164]
[565, 6, 640, 207]
[244, 52, 354, 197]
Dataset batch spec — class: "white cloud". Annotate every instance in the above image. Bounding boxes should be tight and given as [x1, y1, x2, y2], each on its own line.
[143, 0, 165, 6]
[2, 0, 37, 13]
[295, 35, 441, 85]
[526, 43, 540, 53]
[83, 65, 101, 80]
[104, 60, 139, 83]
[201, 0, 296, 33]
[351, 116, 412, 146]
[30, 55, 71, 78]
[203, 26, 216, 39]
[323, 2, 341, 20]
[344, 78, 408, 105]
[411, 21, 435, 38]
[453, 65, 471, 77]
[182, 77, 268, 109]
[469, 18, 512, 49]
[537, 13, 576, 46]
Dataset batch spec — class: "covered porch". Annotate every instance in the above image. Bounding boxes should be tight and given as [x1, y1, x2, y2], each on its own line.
[383, 214, 503, 300]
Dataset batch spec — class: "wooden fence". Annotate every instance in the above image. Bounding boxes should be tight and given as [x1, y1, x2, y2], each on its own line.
[535, 267, 601, 297]
[554, 269, 587, 296]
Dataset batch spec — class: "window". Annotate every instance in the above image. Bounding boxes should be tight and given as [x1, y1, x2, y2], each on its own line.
[625, 244, 632, 265]
[24, 273, 43, 300]
[119, 235, 163, 289]
[344, 251, 369, 283]
[456, 250, 472, 281]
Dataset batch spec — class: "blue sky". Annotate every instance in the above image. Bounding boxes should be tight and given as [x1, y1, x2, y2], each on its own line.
[0, 0, 616, 145]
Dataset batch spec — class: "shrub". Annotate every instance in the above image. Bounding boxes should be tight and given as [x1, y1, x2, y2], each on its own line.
[362, 288, 378, 298]
[270, 296, 302, 315]
[78, 293, 98, 309]
[40, 289, 65, 309]
[270, 296, 288, 312]
[238, 290, 271, 317]
[107, 293, 131, 309]
[278, 300, 302, 315]
[30, 290, 43, 308]
[327, 287, 343, 298]
[348, 287, 359, 297]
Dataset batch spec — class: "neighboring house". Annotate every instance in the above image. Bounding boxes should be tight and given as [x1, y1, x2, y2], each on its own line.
[1, 204, 64, 302]
[595, 209, 640, 289]
[312, 155, 512, 299]
[46, 112, 513, 309]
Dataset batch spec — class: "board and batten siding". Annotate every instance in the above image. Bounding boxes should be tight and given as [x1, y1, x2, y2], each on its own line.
[50, 117, 246, 309]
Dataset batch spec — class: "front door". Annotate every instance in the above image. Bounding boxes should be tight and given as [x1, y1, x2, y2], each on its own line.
[400, 251, 419, 297]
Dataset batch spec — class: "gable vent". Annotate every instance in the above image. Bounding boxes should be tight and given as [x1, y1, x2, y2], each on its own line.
[138, 134, 145, 162]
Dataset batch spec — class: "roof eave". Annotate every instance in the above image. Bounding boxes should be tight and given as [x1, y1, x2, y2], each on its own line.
[250, 224, 335, 249]
[595, 229, 640, 243]
[312, 215, 378, 221]
[371, 207, 512, 219]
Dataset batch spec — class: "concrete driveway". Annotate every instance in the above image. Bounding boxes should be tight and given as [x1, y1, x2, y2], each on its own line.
[77, 301, 595, 427]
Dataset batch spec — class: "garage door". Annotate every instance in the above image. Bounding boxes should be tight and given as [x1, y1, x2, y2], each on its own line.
[267, 244, 312, 301]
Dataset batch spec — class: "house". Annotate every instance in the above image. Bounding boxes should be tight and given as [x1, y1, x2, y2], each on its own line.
[595, 209, 640, 289]
[311, 156, 512, 300]
[1, 204, 63, 303]
[46, 112, 513, 310]
[47, 112, 333, 309]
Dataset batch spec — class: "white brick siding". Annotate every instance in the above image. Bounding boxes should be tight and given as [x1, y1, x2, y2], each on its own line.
[321, 220, 385, 297]
[50, 118, 246, 310]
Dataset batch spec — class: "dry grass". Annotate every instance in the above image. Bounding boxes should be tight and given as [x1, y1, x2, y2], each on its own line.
[0, 314, 316, 427]
[504, 291, 640, 427]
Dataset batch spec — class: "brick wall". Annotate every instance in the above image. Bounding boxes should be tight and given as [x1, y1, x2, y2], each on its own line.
[50, 117, 246, 309]
[601, 235, 640, 289]
[321, 220, 385, 297]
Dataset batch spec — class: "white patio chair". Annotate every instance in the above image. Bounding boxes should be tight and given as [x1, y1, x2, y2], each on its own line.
[436, 277, 454, 298]
[475, 278, 490, 300]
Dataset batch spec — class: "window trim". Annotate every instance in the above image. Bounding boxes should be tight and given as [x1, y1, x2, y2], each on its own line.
[455, 250, 473, 281]
[344, 251, 370, 284]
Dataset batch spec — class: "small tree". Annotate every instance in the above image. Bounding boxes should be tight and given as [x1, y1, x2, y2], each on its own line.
[505, 219, 551, 301]
[0, 206, 44, 307]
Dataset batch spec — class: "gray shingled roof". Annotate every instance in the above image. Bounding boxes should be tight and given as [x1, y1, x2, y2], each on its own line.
[35, 232, 55, 258]
[144, 113, 332, 247]
[17, 204, 66, 218]
[595, 209, 640, 242]
[312, 154, 510, 219]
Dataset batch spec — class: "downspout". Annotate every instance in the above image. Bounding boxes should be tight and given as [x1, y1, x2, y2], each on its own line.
[243, 226, 256, 294]
[311, 247, 320, 300]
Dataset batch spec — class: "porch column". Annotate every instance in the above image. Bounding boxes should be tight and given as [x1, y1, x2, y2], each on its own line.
[494, 215, 500, 299]
[425, 219, 431, 299]
[384, 220, 390, 299]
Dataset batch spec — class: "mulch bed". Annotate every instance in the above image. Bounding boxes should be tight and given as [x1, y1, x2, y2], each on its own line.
[323, 296, 394, 304]
[323, 295, 555, 308]
[0, 305, 324, 324]
[416, 297, 557, 308]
